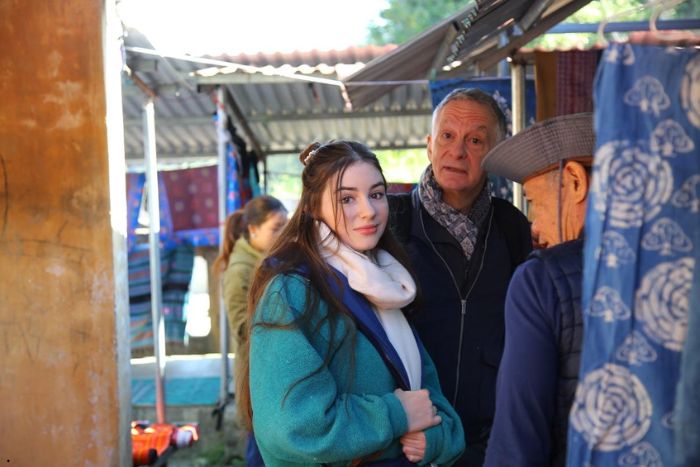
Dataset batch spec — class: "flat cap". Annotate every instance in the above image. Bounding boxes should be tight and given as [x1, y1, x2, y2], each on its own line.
[482, 112, 595, 183]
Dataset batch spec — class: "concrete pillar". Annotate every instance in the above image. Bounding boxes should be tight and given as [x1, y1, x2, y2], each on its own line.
[0, 1, 131, 465]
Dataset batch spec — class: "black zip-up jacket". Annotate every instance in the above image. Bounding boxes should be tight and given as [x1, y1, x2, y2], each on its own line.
[389, 190, 531, 467]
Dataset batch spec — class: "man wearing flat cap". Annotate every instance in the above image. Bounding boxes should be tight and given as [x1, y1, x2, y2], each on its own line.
[481, 113, 595, 467]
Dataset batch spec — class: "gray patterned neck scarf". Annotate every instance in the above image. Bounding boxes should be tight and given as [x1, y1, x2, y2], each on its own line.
[418, 165, 492, 260]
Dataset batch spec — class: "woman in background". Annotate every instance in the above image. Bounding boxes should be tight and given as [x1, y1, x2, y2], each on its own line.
[237, 140, 465, 466]
[215, 195, 288, 354]
[215, 194, 288, 466]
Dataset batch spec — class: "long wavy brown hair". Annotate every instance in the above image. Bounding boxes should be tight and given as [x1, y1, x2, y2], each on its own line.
[235, 140, 420, 431]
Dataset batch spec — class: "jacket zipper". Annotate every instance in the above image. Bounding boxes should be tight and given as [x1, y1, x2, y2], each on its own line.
[418, 206, 493, 406]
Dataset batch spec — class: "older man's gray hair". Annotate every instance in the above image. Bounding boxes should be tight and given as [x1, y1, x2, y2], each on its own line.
[432, 88, 507, 144]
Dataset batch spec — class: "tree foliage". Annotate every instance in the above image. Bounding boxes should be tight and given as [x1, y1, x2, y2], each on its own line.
[528, 0, 700, 49]
[367, 0, 699, 48]
[367, 0, 472, 46]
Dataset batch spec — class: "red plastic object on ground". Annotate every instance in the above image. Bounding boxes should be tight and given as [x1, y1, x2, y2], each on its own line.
[131, 421, 199, 466]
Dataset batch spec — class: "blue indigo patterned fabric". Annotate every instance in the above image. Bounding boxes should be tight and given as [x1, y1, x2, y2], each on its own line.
[566, 43, 700, 466]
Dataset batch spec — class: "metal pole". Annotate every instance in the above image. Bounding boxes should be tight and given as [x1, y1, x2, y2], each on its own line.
[263, 157, 268, 194]
[143, 98, 167, 424]
[510, 61, 526, 212]
[216, 87, 231, 409]
[497, 33, 509, 78]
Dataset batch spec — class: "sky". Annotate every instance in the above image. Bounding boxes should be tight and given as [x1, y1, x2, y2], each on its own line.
[117, 0, 388, 56]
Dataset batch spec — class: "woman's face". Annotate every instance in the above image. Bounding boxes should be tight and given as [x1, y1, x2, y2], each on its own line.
[319, 161, 388, 253]
[248, 209, 288, 252]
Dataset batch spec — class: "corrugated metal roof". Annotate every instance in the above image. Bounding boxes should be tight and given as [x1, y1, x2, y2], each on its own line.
[343, 0, 593, 108]
[122, 0, 601, 161]
[122, 30, 431, 163]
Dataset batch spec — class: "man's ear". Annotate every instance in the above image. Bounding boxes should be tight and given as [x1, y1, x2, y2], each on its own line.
[426, 134, 433, 162]
[563, 161, 589, 204]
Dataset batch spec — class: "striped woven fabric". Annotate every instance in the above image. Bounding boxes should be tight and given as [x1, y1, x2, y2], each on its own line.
[128, 244, 194, 351]
[556, 49, 600, 116]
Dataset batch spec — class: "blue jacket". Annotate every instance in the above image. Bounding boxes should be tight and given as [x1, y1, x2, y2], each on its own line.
[485, 239, 583, 467]
[389, 191, 531, 466]
[249, 269, 465, 466]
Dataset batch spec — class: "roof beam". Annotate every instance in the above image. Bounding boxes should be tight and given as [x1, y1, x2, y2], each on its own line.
[124, 116, 214, 127]
[520, 0, 554, 31]
[123, 108, 432, 127]
[428, 20, 460, 80]
[124, 69, 157, 100]
[250, 108, 432, 122]
[122, 82, 191, 98]
[471, 0, 591, 70]
[451, 0, 532, 64]
[192, 73, 331, 85]
[547, 18, 700, 34]
[126, 152, 218, 161]
[221, 86, 267, 161]
[126, 140, 428, 160]
[264, 141, 427, 155]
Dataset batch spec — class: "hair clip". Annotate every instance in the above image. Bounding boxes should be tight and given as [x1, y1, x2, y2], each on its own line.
[304, 148, 319, 165]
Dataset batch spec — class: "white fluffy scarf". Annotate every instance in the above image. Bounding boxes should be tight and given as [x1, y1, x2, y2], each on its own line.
[318, 221, 421, 389]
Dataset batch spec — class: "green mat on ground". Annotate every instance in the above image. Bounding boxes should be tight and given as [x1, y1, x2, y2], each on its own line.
[132, 377, 220, 406]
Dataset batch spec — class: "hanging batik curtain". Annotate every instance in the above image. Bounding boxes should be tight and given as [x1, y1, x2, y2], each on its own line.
[429, 78, 536, 202]
[567, 43, 700, 466]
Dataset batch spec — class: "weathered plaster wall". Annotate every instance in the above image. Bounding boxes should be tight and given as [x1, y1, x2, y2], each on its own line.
[0, 1, 129, 465]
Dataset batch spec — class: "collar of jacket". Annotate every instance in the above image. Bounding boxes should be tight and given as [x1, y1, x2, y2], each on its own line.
[231, 237, 263, 264]
[413, 188, 470, 248]
[326, 265, 416, 390]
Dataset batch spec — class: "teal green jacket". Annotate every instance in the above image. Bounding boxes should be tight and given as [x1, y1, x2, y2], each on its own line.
[249, 273, 465, 466]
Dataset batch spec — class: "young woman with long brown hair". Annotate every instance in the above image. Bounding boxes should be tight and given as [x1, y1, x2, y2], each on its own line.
[236, 140, 464, 466]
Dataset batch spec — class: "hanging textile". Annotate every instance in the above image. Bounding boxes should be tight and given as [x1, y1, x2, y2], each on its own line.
[161, 165, 223, 247]
[567, 43, 700, 467]
[126, 172, 145, 252]
[125, 172, 177, 252]
[249, 165, 262, 198]
[429, 78, 536, 202]
[227, 141, 243, 214]
[535, 50, 601, 121]
[556, 49, 600, 116]
[227, 115, 255, 210]
[535, 51, 558, 121]
[162, 166, 219, 231]
[128, 243, 195, 351]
